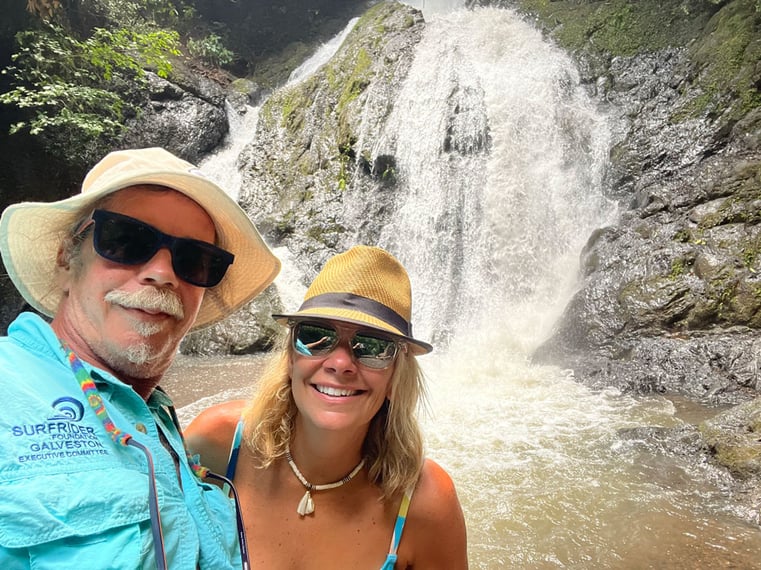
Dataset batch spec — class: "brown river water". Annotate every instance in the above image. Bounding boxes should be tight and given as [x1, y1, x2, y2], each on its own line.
[163, 353, 761, 569]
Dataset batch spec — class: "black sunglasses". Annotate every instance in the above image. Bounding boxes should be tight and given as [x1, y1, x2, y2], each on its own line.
[292, 321, 404, 369]
[78, 209, 234, 288]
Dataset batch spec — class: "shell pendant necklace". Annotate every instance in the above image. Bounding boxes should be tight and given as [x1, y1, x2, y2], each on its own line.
[285, 442, 365, 516]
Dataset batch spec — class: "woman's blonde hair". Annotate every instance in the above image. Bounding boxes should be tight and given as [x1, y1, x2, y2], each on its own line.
[242, 330, 427, 499]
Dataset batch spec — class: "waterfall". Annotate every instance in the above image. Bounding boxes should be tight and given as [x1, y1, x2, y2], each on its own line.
[378, 8, 615, 353]
[402, 0, 468, 17]
[198, 100, 259, 201]
[288, 18, 360, 85]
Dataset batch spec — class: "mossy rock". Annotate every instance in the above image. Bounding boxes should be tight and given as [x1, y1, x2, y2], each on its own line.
[513, 0, 718, 56]
[699, 397, 761, 479]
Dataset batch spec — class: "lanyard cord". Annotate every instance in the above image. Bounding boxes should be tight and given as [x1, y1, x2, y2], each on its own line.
[63, 343, 168, 570]
[63, 344, 250, 570]
[201, 469, 251, 570]
[173, 404, 251, 570]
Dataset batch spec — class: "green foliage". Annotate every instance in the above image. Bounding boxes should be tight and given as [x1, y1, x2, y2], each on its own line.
[516, 0, 717, 56]
[87, 28, 179, 79]
[685, 0, 761, 119]
[187, 33, 234, 67]
[669, 257, 687, 280]
[336, 142, 355, 191]
[2, 83, 124, 136]
[273, 76, 318, 132]
[83, 0, 195, 32]
[0, 23, 179, 141]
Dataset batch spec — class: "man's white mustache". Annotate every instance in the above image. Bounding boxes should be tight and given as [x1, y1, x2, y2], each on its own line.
[104, 288, 185, 320]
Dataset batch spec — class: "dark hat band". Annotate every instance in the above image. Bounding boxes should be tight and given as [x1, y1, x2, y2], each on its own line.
[299, 292, 412, 337]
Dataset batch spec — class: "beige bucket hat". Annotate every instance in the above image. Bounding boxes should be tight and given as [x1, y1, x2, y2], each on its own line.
[0, 147, 281, 330]
[273, 245, 432, 355]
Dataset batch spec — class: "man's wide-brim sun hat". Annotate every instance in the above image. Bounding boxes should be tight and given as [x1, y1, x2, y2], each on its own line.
[0, 147, 280, 330]
[273, 245, 432, 355]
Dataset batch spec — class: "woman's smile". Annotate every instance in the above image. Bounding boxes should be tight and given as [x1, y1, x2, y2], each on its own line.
[313, 384, 364, 397]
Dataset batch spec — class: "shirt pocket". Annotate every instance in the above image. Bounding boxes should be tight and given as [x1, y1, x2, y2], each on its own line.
[0, 467, 151, 568]
[26, 525, 143, 569]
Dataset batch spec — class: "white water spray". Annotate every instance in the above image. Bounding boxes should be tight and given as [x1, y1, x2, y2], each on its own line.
[198, 100, 259, 200]
[402, 0, 468, 17]
[288, 18, 360, 85]
[379, 8, 615, 352]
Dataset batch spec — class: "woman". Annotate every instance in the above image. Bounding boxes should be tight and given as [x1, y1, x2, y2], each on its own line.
[185, 245, 468, 569]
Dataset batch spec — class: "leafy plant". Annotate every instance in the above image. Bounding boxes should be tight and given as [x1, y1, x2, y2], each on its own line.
[79, 0, 196, 32]
[187, 33, 234, 67]
[0, 23, 179, 140]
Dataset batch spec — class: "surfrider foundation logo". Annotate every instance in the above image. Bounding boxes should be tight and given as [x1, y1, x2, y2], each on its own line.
[11, 396, 109, 463]
[48, 396, 85, 421]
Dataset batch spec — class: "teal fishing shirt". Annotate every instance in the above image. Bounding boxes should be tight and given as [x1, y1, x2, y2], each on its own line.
[0, 313, 242, 569]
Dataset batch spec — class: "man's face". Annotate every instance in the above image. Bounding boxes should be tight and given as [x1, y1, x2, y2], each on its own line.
[52, 186, 216, 386]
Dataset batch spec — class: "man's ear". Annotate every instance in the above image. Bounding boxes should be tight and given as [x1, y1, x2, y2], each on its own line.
[56, 242, 72, 269]
[55, 241, 75, 293]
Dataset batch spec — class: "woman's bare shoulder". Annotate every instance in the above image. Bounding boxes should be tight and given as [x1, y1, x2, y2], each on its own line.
[405, 458, 469, 569]
[183, 399, 248, 474]
[414, 458, 464, 517]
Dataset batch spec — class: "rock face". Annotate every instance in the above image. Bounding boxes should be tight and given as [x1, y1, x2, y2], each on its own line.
[698, 397, 761, 524]
[120, 71, 230, 165]
[181, 284, 286, 355]
[237, 1, 425, 283]
[181, 2, 426, 349]
[528, 4, 761, 407]
[508, 0, 761, 517]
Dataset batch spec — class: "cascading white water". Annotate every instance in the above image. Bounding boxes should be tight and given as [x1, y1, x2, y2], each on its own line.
[169, 7, 761, 568]
[287, 17, 360, 85]
[403, 0, 468, 17]
[198, 100, 260, 201]
[378, 8, 615, 350]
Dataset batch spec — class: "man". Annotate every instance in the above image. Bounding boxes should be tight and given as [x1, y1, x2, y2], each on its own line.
[0, 148, 280, 568]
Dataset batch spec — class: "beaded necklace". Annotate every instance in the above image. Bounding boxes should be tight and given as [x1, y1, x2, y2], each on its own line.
[285, 442, 365, 516]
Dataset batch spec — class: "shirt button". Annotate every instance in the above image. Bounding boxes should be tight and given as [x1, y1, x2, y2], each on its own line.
[135, 422, 148, 434]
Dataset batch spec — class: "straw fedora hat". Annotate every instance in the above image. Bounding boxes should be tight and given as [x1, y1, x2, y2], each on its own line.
[273, 245, 432, 354]
[0, 147, 280, 330]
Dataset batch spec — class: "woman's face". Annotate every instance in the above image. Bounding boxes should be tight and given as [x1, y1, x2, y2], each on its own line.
[289, 319, 396, 435]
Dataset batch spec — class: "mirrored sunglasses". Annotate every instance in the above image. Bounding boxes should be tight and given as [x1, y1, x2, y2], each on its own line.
[78, 209, 234, 288]
[292, 321, 403, 369]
